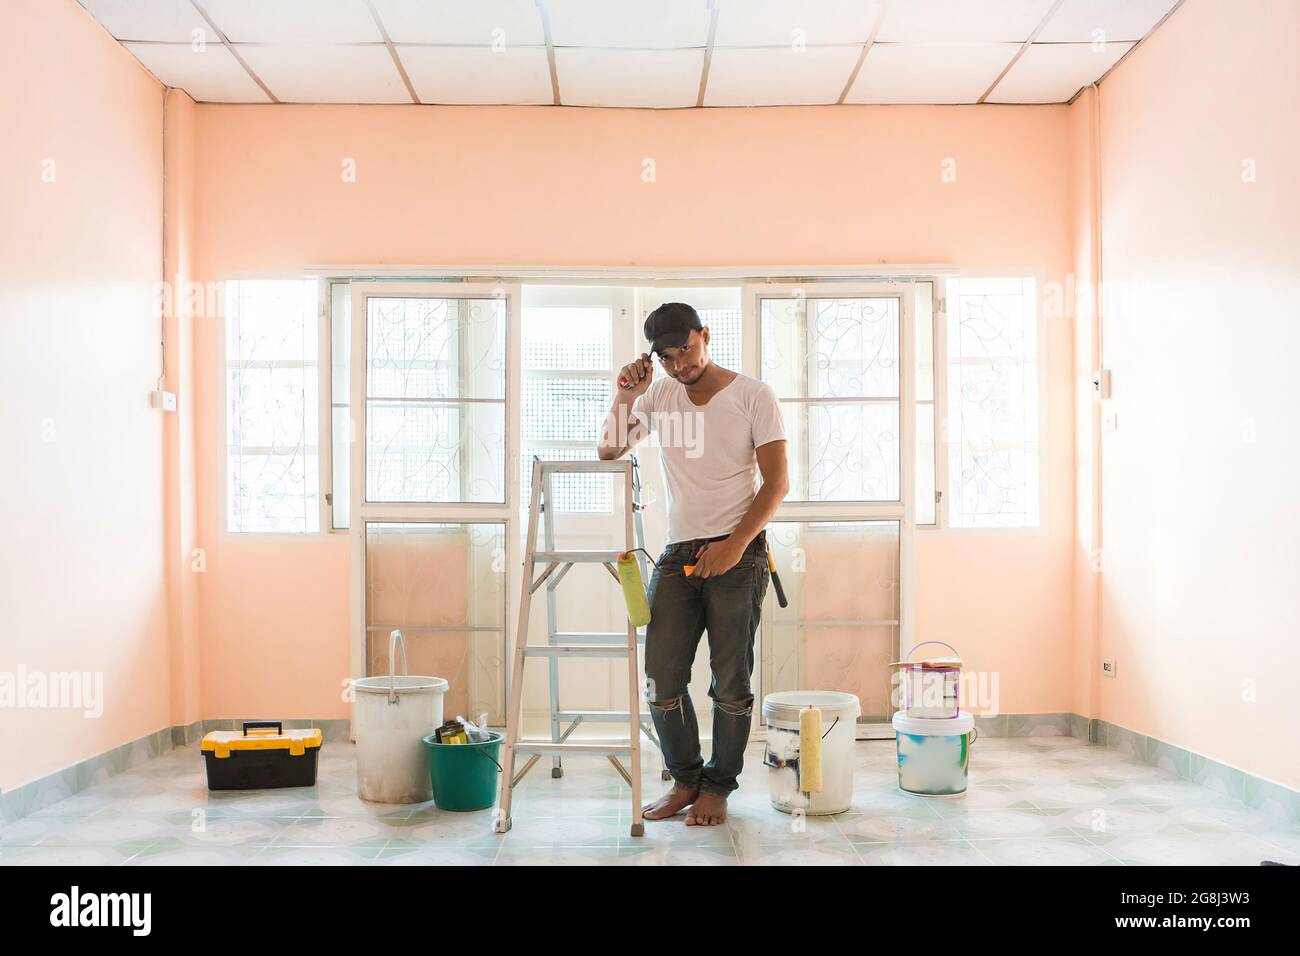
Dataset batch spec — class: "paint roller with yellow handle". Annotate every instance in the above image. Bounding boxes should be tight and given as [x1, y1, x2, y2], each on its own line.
[616, 550, 652, 628]
[799, 705, 823, 795]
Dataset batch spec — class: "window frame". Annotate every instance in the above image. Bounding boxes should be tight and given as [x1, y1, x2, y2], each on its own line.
[298, 268, 1044, 741]
[345, 279, 523, 685]
[744, 280, 917, 738]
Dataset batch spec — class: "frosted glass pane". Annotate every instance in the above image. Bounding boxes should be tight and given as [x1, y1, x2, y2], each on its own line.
[763, 521, 900, 725]
[365, 522, 506, 724]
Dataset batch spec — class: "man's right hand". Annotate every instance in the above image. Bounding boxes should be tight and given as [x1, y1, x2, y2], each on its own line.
[617, 353, 654, 399]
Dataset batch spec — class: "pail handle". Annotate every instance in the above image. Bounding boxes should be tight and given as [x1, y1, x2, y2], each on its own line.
[477, 748, 503, 773]
[388, 629, 409, 705]
[901, 640, 960, 664]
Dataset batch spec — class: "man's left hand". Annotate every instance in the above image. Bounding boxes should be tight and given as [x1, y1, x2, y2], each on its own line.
[691, 538, 745, 578]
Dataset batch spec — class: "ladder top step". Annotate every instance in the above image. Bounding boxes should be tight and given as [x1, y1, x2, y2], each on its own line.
[532, 460, 632, 475]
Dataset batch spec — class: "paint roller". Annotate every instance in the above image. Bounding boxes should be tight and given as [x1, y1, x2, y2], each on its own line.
[684, 548, 789, 609]
[616, 549, 654, 628]
[799, 706, 823, 796]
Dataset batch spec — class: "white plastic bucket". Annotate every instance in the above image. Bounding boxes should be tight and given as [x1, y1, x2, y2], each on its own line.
[892, 711, 977, 797]
[762, 691, 860, 816]
[351, 630, 448, 804]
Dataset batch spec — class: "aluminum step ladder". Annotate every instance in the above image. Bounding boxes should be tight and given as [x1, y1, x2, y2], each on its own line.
[495, 458, 658, 837]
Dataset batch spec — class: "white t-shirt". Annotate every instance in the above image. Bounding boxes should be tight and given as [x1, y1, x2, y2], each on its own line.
[631, 373, 786, 544]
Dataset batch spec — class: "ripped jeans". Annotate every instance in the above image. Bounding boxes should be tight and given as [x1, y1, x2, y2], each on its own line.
[643, 534, 769, 796]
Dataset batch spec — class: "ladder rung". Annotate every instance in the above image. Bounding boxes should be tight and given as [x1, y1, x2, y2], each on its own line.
[530, 550, 623, 564]
[554, 631, 641, 644]
[512, 741, 634, 756]
[524, 644, 629, 658]
[535, 461, 632, 475]
[558, 710, 648, 722]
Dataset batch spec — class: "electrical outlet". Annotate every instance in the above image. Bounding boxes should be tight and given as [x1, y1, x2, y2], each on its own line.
[150, 389, 177, 413]
[1102, 658, 1117, 678]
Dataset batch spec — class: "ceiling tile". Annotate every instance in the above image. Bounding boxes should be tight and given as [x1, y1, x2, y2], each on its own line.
[546, 0, 711, 49]
[705, 46, 863, 106]
[712, 0, 885, 47]
[199, 0, 382, 44]
[555, 48, 704, 107]
[122, 41, 271, 101]
[1037, 0, 1179, 43]
[236, 44, 411, 103]
[846, 43, 1018, 104]
[370, 0, 545, 45]
[399, 46, 553, 104]
[876, 0, 1057, 43]
[79, 0, 214, 42]
[987, 41, 1133, 102]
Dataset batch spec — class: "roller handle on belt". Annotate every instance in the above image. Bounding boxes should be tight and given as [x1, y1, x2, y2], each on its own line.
[767, 550, 789, 609]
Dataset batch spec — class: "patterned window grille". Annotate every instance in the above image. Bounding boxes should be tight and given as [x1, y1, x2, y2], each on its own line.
[365, 296, 506, 504]
[946, 278, 1040, 528]
[761, 296, 901, 503]
[225, 279, 320, 533]
[522, 306, 613, 513]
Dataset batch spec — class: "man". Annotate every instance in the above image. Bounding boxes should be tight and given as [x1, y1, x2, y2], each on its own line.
[597, 302, 788, 826]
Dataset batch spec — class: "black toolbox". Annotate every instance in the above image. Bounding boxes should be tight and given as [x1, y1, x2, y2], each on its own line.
[201, 721, 323, 790]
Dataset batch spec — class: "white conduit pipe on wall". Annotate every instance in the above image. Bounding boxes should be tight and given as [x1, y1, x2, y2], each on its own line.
[1090, 81, 1105, 716]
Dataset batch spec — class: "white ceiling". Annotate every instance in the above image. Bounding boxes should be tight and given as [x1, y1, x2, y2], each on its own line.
[80, 0, 1182, 107]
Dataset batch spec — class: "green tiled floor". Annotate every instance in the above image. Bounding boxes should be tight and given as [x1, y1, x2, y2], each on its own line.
[2, 736, 1296, 866]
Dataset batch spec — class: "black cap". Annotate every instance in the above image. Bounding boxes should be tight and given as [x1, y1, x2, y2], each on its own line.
[644, 302, 703, 356]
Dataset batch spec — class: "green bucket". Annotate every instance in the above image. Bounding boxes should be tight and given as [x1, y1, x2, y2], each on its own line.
[422, 730, 503, 812]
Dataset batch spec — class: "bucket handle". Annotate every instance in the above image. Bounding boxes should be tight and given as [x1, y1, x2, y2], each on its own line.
[387, 629, 409, 705]
[477, 748, 503, 773]
[900, 640, 960, 664]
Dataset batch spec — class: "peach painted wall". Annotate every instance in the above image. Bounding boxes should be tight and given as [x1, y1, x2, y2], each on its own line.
[0, 0, 167, 790]
[1091, 0, 1300, 788]
[191, 102, 1077, 721]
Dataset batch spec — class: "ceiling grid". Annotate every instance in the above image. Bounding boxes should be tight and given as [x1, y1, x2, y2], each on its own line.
[78, 0, 1183, 107]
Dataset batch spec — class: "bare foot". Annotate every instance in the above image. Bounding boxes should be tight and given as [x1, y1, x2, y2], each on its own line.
[685, 791, 727, 826]
[642, 785, 698, 821]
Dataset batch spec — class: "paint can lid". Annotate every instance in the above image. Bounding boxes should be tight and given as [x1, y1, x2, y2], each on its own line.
[762, 690, 861, 725]
[891, 711, 975, 735]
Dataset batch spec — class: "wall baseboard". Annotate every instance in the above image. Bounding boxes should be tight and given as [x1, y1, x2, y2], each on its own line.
[3, 713, 1295, 826]
[1070, 717, 1299, 824]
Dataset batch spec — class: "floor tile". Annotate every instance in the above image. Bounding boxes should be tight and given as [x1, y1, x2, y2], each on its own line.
[855, 840, 990, 866]
[973, 836, 1119, 866]
[4, 738, 1294, 866]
